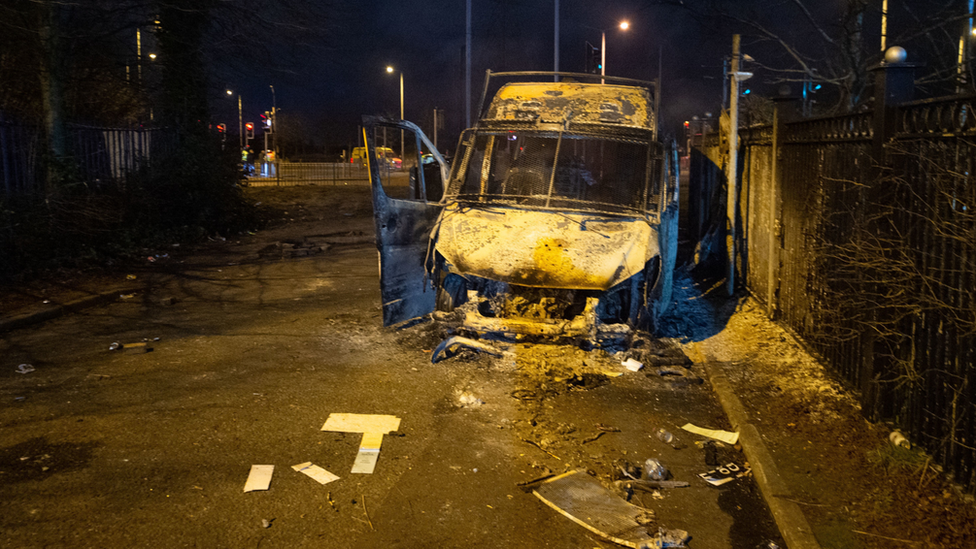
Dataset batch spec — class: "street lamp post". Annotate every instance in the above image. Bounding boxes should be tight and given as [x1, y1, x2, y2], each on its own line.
[270, 85, 277, 157]
[599, 20, 629, 84]
[386, 66, 405, 162]
[226, 89, 242, 149]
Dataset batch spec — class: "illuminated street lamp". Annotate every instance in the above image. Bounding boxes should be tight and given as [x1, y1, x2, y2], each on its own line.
[385, 66, 405, 162]
[226, 89, 242, 149]
[601, 20, 630, 84]
[385, 66, 404, 122]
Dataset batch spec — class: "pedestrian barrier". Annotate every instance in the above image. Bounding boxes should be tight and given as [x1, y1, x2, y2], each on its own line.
[246, 161, 376, 187]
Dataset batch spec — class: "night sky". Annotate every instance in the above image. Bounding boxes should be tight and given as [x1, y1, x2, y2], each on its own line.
[214, 0, 899, 154]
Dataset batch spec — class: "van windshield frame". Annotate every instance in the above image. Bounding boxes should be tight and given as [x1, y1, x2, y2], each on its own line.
[446, 129, 661, 216]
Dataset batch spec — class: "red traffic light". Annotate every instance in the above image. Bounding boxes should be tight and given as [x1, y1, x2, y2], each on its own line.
[245, 122, 254, 131]
[217, 123, 226, 133]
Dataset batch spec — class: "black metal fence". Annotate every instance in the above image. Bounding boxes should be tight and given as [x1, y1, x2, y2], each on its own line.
[246, 161, 371, 187]
[0, 118, 176, 197]
[691, 66, 976, 490]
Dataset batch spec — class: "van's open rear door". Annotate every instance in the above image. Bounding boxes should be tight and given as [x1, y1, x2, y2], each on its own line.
[363, 117, 449, 326]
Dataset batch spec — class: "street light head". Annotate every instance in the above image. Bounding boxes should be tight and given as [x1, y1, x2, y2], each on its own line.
[885, 46, 907, 64]
[225, 89, 233, 96]
[386, 66, 394, 73]
[619, 21, 629, 31]
[148, 53, 156, 60]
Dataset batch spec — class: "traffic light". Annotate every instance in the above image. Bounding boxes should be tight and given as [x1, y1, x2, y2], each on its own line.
[245, 122, 254, 140]
[217, 123, 226, 134]
[585, 41, 601, 74]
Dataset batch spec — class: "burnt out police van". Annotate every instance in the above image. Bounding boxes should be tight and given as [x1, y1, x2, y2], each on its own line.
[363, 71, 678, 344]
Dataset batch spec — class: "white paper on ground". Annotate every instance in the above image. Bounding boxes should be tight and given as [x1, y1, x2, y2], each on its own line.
[681, 423, 740, 444]
[621, 358, 644, 371]
[351, 450, 380, 474]
[291, 462, 340, 485]
[243, 464, 274, 492]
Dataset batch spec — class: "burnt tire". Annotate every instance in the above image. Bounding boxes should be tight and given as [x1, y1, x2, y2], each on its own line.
[435, 273, 468, 311]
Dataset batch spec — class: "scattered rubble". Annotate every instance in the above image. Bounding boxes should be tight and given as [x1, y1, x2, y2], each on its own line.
[698, 462, 752, 487]
[257, 238, 328, 259]
[532, 469, 689, 548]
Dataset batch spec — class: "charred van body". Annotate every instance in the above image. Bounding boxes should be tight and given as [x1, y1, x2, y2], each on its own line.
[364, 71, 678, 344]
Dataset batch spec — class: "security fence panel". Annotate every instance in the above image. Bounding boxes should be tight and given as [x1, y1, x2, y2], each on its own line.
[738, 126, 773, 308]
[689, 93, 976, 491]
[0, 121, 177, 197]
[251, 161, 371, 187]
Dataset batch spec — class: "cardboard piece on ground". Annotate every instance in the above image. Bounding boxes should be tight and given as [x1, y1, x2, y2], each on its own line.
[322, 413, 402, 475]
[244, 464, 274, 492]
[681, 422, 740, 445]
[321, 413, 401, 434]
[360, 431, 385, 449]
[291, 462, 340, 485]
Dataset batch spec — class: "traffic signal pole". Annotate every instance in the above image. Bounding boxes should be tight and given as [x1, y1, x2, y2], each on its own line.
[238, 95, 243, 150]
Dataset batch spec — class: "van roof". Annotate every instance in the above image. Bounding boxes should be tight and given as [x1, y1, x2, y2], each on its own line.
[484, 82, 653, 130]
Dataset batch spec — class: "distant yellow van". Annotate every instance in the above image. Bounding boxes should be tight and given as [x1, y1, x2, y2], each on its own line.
[350, 146, 368, 164]
[351, 146, 400, 168]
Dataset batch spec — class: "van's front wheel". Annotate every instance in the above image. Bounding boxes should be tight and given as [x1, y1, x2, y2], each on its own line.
[436, 273, 468, 312]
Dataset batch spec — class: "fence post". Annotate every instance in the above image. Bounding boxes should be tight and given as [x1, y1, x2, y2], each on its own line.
[862, 52, 916, 416]
[765, 94, 798, 319]
[0, 112, 10, 196]
[871, 61, 915, 161]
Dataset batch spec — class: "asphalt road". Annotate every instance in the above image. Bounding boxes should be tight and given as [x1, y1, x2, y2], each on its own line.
[0, 186, 783, 548]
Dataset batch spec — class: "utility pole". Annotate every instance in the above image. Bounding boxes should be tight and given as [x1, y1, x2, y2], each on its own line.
[726, 34, 752, 297]
[465, 0, 472, 129]
[601, 30, 606, 84]
[881, 0, 888, 52]
[399, 70, 404, 163]
[554, 0, 559, 81]
[238, 94, 243, 150]
[957, 0, 974, 93]
[270, 85, 277, 156]
[136, 29, 142, 85]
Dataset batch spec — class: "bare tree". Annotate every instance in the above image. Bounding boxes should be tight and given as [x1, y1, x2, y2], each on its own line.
[649, 0, 975, 113]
